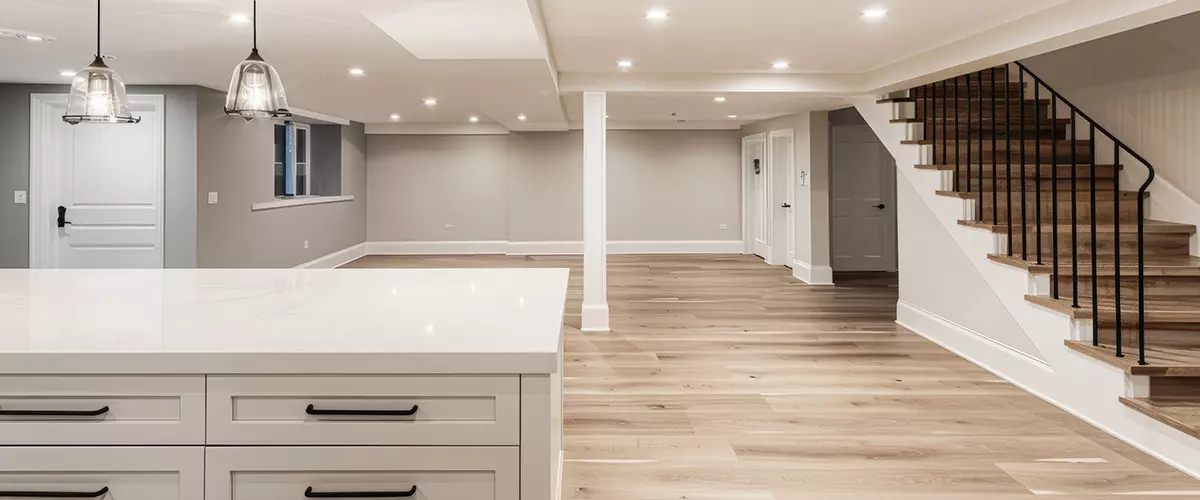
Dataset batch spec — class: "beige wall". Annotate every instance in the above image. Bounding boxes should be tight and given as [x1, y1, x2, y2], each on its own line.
[1023, 12, 1200, 202]
[366, 135, 509, 242]
[196, 88, 367, 267]
[365, 130, 742, 243]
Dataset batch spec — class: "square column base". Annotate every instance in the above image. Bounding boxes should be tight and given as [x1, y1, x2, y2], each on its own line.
[580, 303, 610, 333]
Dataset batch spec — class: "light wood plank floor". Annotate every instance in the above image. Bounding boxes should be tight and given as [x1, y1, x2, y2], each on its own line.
[343, 254, 1200, 498]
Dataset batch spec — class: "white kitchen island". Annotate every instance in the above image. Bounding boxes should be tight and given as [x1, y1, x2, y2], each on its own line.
[0, 268, 569, 500]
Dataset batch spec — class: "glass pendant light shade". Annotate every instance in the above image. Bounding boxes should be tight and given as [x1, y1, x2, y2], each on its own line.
[224, 49, 291, 120]
[63, 0, 138, 125]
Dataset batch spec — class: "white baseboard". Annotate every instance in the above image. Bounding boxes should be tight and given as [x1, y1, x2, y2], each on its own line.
[368, 240, 744, 256]
[896, 300, 1053, 372]
[792, 260, 834, 285]
[366, 241, 507, 255]
[295, 242, 367, 269]
[581, 303, 611, 332]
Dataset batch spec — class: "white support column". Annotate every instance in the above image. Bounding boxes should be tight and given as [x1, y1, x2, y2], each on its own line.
[581, 90, 610, 332]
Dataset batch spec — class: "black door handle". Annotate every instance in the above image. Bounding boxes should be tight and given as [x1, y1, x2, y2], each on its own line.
[781, 203, 792, 208]
[0, 405, 109, 417]
[0, 487, 109, 498]
[305, 487, 416, 498]
[873, 204, 886, 209]
[305, 404, 418, 417]
[57, 206, 72, 228]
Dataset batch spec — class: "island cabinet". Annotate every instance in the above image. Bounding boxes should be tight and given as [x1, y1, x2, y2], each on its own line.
[0, 268, 568, 500]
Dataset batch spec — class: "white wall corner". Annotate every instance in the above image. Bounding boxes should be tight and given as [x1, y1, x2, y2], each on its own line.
[793, 260, 834, 285]
[295, 242, 368, 269]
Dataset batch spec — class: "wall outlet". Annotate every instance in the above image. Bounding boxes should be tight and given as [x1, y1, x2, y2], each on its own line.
[444, 224, 454, 230]
[13, 191, 27, 204]
[207, 192, 219, 205]
[303, 240, 309, 249]
[718, 223, 728, 231]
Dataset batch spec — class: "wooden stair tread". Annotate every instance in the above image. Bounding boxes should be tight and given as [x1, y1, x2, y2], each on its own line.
[959, 219, 1196, 235]
[1120, 397, 1200, 439]
[988, 254, 1200, 277]
[902, 138, 1090, 145]
[1028, 295, 1200, 324]
[1066, 340, 1200, 375]
[935, 189, 1140, 200]
[916, 163, 1119, 171]
[891, 117, 1067, 124]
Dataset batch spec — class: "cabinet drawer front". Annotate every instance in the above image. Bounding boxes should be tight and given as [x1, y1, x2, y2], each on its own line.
[206, 376, 519, 445]
[0, 376, 205, 445]
[0, 447, 203, 500]
[206, 447, 518, 500]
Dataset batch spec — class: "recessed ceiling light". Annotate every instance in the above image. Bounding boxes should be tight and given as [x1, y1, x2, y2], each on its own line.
[727, 115, 739, 119]
[348, 68, 365, 76]
[469, 116, 480, 123]
[389, 114, 400, 121]
[229, 13, 251, 23]
[714, 97, 726, 103]
[423, 98, 437, 106]
[772, 61, 790, 70]
[617, 60, 633, 69]
[59, 70, 75, 77]
[862, 8, 888, 19]
[645, 9, 669, 20]
[518, 114, 528, 121]
[23, 35, 44, 42]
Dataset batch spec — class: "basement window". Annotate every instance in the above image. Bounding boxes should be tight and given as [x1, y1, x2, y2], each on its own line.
[274, 122, 311, 197]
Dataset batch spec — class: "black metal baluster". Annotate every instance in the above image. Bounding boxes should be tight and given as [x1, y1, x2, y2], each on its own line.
[967, 76, 972, 198]
[943, 78, 948, 174]
[1071, 108, 1080, 308]
[1138, 164, 1153, 366]
[978, 70, 985, 221]
[932, 83, 938, 164]
[992, 69, 999, 225]
[1052, 97, 1060, 299]
[955, 76, 961, 191]
[1006, 65, 1013, 256]
[1114, 145, 1123, 357]
[1034, 82, 1043, 264]
[1020, 68, 1027, 260]
[1090, 125, 1099, 346]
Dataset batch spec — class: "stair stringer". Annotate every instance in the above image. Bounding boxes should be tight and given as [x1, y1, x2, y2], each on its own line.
[851, 95, 1200, 478]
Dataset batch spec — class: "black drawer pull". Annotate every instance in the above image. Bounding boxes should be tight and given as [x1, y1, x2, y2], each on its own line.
[304, 486, 416, 498]
[0, 487, 109, 498]
[305, 404, 418, 417]
[0, 406, 109, 417]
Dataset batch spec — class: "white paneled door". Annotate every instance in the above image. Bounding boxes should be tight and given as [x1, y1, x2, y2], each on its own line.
[30, 94, 165, 269]
[832, 125, 896, 272]
[769, 129, 795, 268]
[743, 135, 767, 259]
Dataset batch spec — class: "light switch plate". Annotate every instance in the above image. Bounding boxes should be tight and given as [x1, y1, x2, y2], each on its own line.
[718, 223, 728, 230]
[13, 191, 27, 204]
[207, 192, 219, 204]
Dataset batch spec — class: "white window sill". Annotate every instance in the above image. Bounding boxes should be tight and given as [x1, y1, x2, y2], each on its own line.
[251, 195, 355, 212]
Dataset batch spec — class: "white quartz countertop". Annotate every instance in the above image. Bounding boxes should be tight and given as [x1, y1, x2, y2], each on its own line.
[0, 268, 570, 375]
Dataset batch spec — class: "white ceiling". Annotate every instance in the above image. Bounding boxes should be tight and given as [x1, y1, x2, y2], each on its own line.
[0, 0, 1195, 132]
[542, 0, 1071, 74]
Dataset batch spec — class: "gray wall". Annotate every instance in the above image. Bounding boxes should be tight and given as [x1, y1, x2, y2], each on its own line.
[365, 130, 742, 243]
[196, 88, 367, 267]
[0, 84, 198, 268]
[311, 124, 342, 196]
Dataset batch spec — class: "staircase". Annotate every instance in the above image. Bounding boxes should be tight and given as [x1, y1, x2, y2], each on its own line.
[885, 65, 1200, 441]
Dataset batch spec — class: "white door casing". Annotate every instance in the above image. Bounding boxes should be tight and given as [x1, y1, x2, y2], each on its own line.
[769, 129, 796, 268]
[742, 134, 767, 258]
[832, 125, 897, 272]
[29, 94, 165, 269]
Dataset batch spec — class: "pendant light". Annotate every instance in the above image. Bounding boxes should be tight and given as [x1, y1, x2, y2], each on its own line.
[224, 0, 291, 120]
[62, 0, 139, 125]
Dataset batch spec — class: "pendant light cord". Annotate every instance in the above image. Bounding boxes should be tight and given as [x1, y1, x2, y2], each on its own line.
[253, 0, 258, 51]
[96, 0, 101, 57]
